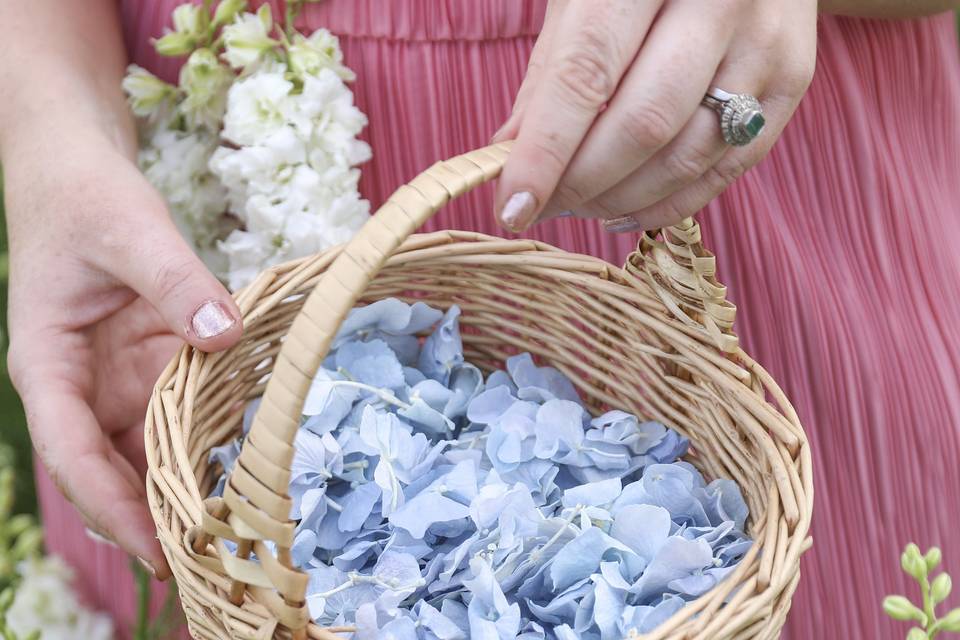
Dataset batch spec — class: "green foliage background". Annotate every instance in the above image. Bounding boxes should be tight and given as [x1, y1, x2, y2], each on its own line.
[0, 178, 35, 519]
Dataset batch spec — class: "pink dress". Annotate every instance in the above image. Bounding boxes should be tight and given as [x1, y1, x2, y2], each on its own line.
[35, 1, 960, 638]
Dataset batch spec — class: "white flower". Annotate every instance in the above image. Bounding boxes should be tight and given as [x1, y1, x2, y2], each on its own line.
[221, 66, 295, 145]
[139, 123, 226, 249]
[288, 29, 355, 81]
[122, 65, 176, 116]
[154, 4, 210, 56]
[179, 48, 233, 130]
[172, 3, 208, 35]
[6, 557, 114, 640]
[222, 6, 280, 69]
[212, 0, 246, 28]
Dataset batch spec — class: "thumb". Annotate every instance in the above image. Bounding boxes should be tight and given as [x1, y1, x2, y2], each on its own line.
[112, 217, 243, 353]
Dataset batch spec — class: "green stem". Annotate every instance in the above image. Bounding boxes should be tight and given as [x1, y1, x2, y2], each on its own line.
[132, 559, 151, 640]
[284, 0, 303, 39]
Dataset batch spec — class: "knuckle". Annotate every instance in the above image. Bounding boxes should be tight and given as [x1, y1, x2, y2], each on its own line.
[704, 156, 751, 191]
[664, 146, 717, 186]
[152, 256, 196, 303]
[555, 43, 616, 110]
[623, 105, 676, 151]
[552, 179, 589, 210]
[781, 60, 815, 97]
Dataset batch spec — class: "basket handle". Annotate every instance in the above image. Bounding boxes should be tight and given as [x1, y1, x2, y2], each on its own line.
[207, 141, 737, 635]
[626, 219, 739, 354]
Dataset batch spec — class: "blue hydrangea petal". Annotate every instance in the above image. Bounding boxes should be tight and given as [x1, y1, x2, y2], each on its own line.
[337, 481, 381, 532]
[418, 306, 465, 385]
[413, 601, 468, 640]
[561, 477, 622, 509]
[506, 353, 581, 404]
[336, 339, 406, 389]
[464, 558, 523, 640]
[242, 397, 261, 435]
[628, 536, 714, 603]
[699, 479, 750, 529]
[610, 504, 672, 563]
[208, 439, 241, 475]
[548, 526, 636, 592]
[389, 491, 471, 539]
[291, 529, 319, 568]
[302, 369, 359, 430]
[334, 299, 443, 348]
[526, 578, 592, 626]
[467, 385, 518, 425]
[591, 575, 627, 640]
[533, 400, 586, 459]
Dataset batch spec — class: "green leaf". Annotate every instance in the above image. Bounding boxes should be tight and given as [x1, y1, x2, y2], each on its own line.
[926, 547, 943, 572]
[884, 595, 928, 624]
[932, 573, 953, 606]
[907, 628, 928, 640]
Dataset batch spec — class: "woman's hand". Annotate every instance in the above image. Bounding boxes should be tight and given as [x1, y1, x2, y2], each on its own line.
[2, 126, 242, 579]
[493, 0, 817, 233]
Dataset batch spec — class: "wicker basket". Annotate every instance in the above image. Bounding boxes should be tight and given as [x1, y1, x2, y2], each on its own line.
[145, 142, 813, 640]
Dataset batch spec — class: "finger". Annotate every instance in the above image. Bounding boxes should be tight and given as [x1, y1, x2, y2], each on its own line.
[19, 371, 170, 578]
[603, 91, 805, 232]
[495, 0, 663, 232]
[593, 3, 816, 231]
[491, 0, 566, 143]
[538, 0, 736, 220]
[570, 62, 769, 220]
[99, 176, 243, 353]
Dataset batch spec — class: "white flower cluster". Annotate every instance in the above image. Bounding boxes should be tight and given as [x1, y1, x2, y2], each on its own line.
[5, 557, 113, 640]
[123, 2, 370, 290]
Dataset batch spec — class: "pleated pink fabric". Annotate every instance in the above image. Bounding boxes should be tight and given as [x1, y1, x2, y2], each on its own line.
[34, 1, 960, 638]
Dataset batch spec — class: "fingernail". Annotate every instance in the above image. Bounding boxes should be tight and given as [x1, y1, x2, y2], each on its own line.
[603, 216, 643, 234]
[190, 301, 237, 340]
[85, 527, 118, 548]
[136, 556, 157, 578]
[499, 191, 538, 232]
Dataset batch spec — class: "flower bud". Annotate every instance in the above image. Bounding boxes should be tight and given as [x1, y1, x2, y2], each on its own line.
[213, 0, 247, 27]
[926, 547, 942, 572]
[172, 3, 209, 37]
[935, 608, 960, 632]
[882, 595, 926, 624]
[155, 31, 197, 57]
[906, 629, 926, 640]
[287, 30, 354, 81]
[180, 49, 233, 129]
[932, 573, 953, 605]
[221, 8, 280, 69]
[902, 543, 928, 581]
[122, 65, 176, 116]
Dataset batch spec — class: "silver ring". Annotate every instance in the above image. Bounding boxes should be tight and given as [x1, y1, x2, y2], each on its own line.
[702, 87, 765, 146]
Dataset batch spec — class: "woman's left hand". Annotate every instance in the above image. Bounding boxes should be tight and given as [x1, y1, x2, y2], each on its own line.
[493, 0, 817, 233]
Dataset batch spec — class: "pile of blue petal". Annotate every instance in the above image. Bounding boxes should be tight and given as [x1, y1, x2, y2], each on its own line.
[210, 299, 753, 640]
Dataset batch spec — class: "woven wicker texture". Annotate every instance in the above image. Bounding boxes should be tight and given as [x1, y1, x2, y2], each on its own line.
[145, 142, 813, 640]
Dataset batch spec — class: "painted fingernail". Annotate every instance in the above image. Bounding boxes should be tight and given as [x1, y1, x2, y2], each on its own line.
[499, 191, 538, 232]
[136, 556, 157, 578]
[602, 216, 643, 234]
[190, 300, 237, 340]
[85, 527, 118, 548]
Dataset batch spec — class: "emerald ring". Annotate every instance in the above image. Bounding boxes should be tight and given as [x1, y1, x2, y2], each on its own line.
[702, 87, 765, 146]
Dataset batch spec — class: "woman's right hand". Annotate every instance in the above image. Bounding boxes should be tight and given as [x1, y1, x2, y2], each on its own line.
[2, 124, 243, 578]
